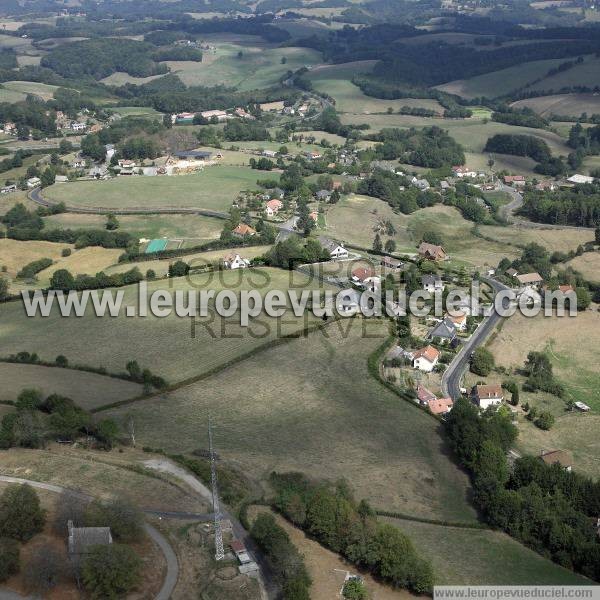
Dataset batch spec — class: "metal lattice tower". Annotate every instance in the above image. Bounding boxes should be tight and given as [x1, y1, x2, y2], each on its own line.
[208, 415, 225, 561]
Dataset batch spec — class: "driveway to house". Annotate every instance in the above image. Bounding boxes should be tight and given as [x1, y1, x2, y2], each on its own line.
[0, 475, 178, 600]
[442, 277, 511, 400]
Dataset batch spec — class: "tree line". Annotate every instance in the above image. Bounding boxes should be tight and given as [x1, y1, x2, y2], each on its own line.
[269, 472, 434, 594]
[445, 398, 600, 580]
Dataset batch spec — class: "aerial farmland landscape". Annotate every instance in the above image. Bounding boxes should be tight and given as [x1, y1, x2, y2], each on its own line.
[0, 0, 599, 598]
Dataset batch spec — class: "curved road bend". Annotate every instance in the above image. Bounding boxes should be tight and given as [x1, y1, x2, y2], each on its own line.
[0, 475, 178, 600]
[442, 278, 510, 401]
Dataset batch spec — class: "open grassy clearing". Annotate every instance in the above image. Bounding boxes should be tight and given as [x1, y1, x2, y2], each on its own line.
[464, 151, 539, 175]
[487, 310, 600, 478]
[273, 18, 340, 39]
[100, 72, 165, 86]
[0, 446, 208, 513]
[387, 518, 591, 585]
[0, 363, 143, 410]
[108, 320, 478, 522]
[308, 60, 377, 81]
[105, 245, 271, 278]
[434, 58, 567, 99]
[105, 105, 164, 118]
[1, 80, 59, 101]
[0, 86, 28, 103]
[309, 76, 444, 115]
[324, 195, 518, 268]
[512, 93, 600, 118]
[527, 55, 600, 92]
[0, 238, 74, 278]
[566, 251, 600, 283]
[342, 113, 571, 156]
[0, 268, 329, 382]
[35, 246, 124, 286]
[249, 506, 413, 600]
[16, 54, 42, 67]
[0, 33, 33, 50]
[164, 45, 321, 91]
[0, 152, 46, 181]
[44, 212, 225, 243]
[43, 166, 260, 211]
[478, 224, 594, 253]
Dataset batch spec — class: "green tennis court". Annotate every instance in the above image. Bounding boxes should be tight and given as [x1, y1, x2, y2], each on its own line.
[145, 239, 169, 254]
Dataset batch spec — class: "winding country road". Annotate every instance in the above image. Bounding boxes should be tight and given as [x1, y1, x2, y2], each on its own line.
[0, 475, 178, 600]
[442, 278, 511, 400]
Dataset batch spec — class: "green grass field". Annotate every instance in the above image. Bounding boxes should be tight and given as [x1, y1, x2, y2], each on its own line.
[107, 319, 478, 522]
[0, 268, 328, 383]
[43, 212, 225, 244]
[164, 44, 321, 91]
[307, 68, 444, 115]
[528, 55, 600, 92]
[341, 113, 570, 156]
[43, 167, 261, 211]
[435, 58, 568, 99]
[1, 80, 59, 101]
[512, 93, 600, 118]
[389, 519, 591, 585]
[0, 363, 143, 410]
[105, 105, 164, 118]
[324, 195, 519, 268]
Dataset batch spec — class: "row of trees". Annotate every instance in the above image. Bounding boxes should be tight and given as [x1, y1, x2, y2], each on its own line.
[250, 512, 312, 599]
[270, 472, 434, 594]
[445, 399, 600, 580]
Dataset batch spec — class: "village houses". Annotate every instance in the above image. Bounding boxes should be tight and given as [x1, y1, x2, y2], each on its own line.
[473, 384, 504, 410]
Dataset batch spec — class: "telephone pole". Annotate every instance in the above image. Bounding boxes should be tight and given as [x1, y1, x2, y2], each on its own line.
[208, 415, 224, 561]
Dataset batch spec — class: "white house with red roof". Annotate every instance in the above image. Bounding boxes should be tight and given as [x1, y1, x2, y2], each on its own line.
[412, 345, 440, 372]
[265, 198, 283, 216]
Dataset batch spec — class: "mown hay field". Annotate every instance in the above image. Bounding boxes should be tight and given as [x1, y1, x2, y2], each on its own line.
[36, 246, 124, 286]
[43, 166, 260, 211]
[0, 268, 330, 383]
[108, 320, 478, 523]
[0, 363, 143, 410]
[0, 238, 74, 278]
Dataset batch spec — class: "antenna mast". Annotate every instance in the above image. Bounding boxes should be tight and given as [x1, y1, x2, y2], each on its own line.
[208, 415, 225, 561]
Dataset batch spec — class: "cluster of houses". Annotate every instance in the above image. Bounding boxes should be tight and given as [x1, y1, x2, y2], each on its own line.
[502, 172, 597, 191]
[172, 100, 291, 125]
